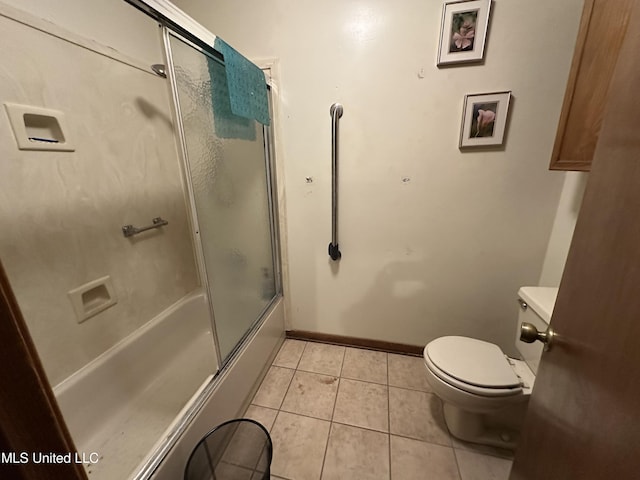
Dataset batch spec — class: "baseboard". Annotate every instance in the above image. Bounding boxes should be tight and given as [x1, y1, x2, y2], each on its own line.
[286, 330, 424, 356]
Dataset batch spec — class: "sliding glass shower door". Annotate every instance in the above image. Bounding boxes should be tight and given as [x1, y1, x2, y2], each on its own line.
[166, 32, 278, 363]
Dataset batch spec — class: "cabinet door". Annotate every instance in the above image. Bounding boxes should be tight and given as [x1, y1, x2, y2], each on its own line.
[549, 0, 633, 171]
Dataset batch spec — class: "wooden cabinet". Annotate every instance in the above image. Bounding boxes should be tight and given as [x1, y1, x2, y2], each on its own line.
[550, 0, 634, 171]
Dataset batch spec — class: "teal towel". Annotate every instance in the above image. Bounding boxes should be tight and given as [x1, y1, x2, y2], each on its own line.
[214, 37, 270, 126]
[208, 55, 255, 140]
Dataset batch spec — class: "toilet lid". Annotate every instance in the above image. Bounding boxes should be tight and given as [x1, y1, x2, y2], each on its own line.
[425, 336, 521, 389]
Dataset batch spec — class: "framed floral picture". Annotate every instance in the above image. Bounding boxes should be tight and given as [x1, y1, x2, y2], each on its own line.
[437, 0, 492, 66]
[459, 91, 511, 148]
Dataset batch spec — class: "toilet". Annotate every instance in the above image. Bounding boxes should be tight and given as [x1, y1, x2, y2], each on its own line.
[423, 286, 558, 450]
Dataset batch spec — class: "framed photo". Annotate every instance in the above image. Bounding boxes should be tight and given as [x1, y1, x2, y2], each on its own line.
[437, 0, 492, 66]
[459, 91, 511, 148]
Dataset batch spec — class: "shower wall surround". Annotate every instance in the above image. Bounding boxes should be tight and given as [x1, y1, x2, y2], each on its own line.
[174, 0, 585, 355]
[0, 6, 198, 385]
[0, 0, 163, 64]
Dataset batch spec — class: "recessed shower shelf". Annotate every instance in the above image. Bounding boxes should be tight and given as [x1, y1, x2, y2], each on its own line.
[4, 103, 75, 151]
[68, 276, 117, 323]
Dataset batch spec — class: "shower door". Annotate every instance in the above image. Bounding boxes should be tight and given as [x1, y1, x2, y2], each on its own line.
[165, 31, 279, 363]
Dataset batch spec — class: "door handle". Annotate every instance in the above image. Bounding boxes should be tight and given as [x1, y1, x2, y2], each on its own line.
[520, 322, 555, 351]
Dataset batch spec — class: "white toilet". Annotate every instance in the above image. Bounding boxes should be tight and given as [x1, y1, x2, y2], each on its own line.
[423, 286, 558, 450]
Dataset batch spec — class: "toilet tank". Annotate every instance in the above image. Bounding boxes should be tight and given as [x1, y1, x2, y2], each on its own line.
[515, 287, 559, 375]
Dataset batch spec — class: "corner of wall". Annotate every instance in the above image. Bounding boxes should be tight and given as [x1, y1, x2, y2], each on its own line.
[538, 171, 589, 287]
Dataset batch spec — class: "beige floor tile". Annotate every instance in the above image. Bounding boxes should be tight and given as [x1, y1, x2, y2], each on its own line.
[341, 347, 388, 384]
[280, 371, 339, 420]
[273, 339, 307, 369]
[333, 378, 388, 432]
[214, 461, 254, 479]
[298, 342, 345, 376]
[321, 423, 390, 480]
[389, 387, 451, 446]
[270, 412, 330, 480]
[388, 353, 431, 392]
[252, 366, 294, 409]
[245, 405, 279, 432]
[450, 436, 514, 460]
[390, 435, 460, 480]
[455, 449, 513, 480]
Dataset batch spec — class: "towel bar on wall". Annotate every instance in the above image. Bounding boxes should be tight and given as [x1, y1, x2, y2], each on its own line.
[122, 217, 168, 237]
[328, 103, 343, 261]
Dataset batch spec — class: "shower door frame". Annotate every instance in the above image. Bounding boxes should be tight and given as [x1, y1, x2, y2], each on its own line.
[132, 30, 284, 480]
[162, 28, 283, 368]
[120, 4, 284, 478]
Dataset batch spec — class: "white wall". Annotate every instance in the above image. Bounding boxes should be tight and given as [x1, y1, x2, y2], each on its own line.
[173, 0, 583, 355]
[538, 172, 589, 286]
[0, 4, 198, 385]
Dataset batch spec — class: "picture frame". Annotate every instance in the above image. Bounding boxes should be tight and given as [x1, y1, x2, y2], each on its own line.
[437, 0, 492, 66]
[459, 91, 511, 148]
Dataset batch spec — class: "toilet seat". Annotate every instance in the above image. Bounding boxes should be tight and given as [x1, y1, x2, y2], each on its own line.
[424, 336, 523, 397]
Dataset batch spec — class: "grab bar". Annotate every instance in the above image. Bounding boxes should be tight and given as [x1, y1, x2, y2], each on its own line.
[122, 217, 168, 237]
[328, 103, 343, 261]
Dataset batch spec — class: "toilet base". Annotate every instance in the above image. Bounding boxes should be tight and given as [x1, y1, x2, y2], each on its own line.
[443, 402, 524, 450]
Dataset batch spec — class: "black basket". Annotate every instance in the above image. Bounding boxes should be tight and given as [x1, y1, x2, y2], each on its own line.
[184, 418, 273, 480]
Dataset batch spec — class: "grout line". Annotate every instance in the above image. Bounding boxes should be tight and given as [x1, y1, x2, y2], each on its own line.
[276, 366, 297, 411]
[321, 352, 341, 480]
[453, 446, 464, 480]
[387, 382, 433, 394]
[388, 430, 454, 449]
[337, 376, 387, 387]
[318, 421, 333, 480]
[250, 365, 294, 410]
[278, 408, 333, 423]
[388, 384, 434, 397]
[294, 339, 308, 370]
[338, 345, 346, 377]
[384, 351, 389, 386]
[321, 424, 335, 478]
[271, 408, 283, 477]
[269, 404, 334, 425]
[340, 374, 387, 386]
[246, 403, 280, 422]
[269, 409, 393, 436]
[297, 366, 342, 377]
[330, 377, 340, 424]
[323, 343, 344, 479]
[330, 417, 389, 435]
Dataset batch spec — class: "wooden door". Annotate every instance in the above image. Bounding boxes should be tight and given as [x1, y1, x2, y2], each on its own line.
[0, 259, 87, 480]
[511, 1, 640, 478]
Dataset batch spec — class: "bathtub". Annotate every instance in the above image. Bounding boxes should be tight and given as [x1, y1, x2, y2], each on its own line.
[148, 296, 285, 480]
[54, 290, 217, 480]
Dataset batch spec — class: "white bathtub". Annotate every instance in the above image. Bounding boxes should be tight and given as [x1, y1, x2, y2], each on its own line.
[149, 296, 285, 480]
[54, 290, 218, 480]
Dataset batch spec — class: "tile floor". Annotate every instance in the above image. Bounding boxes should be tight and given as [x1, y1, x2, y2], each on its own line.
[243, 339, 514, 480]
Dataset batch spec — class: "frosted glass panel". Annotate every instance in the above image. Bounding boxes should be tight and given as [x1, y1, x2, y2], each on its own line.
[169, 34, 276, 362]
